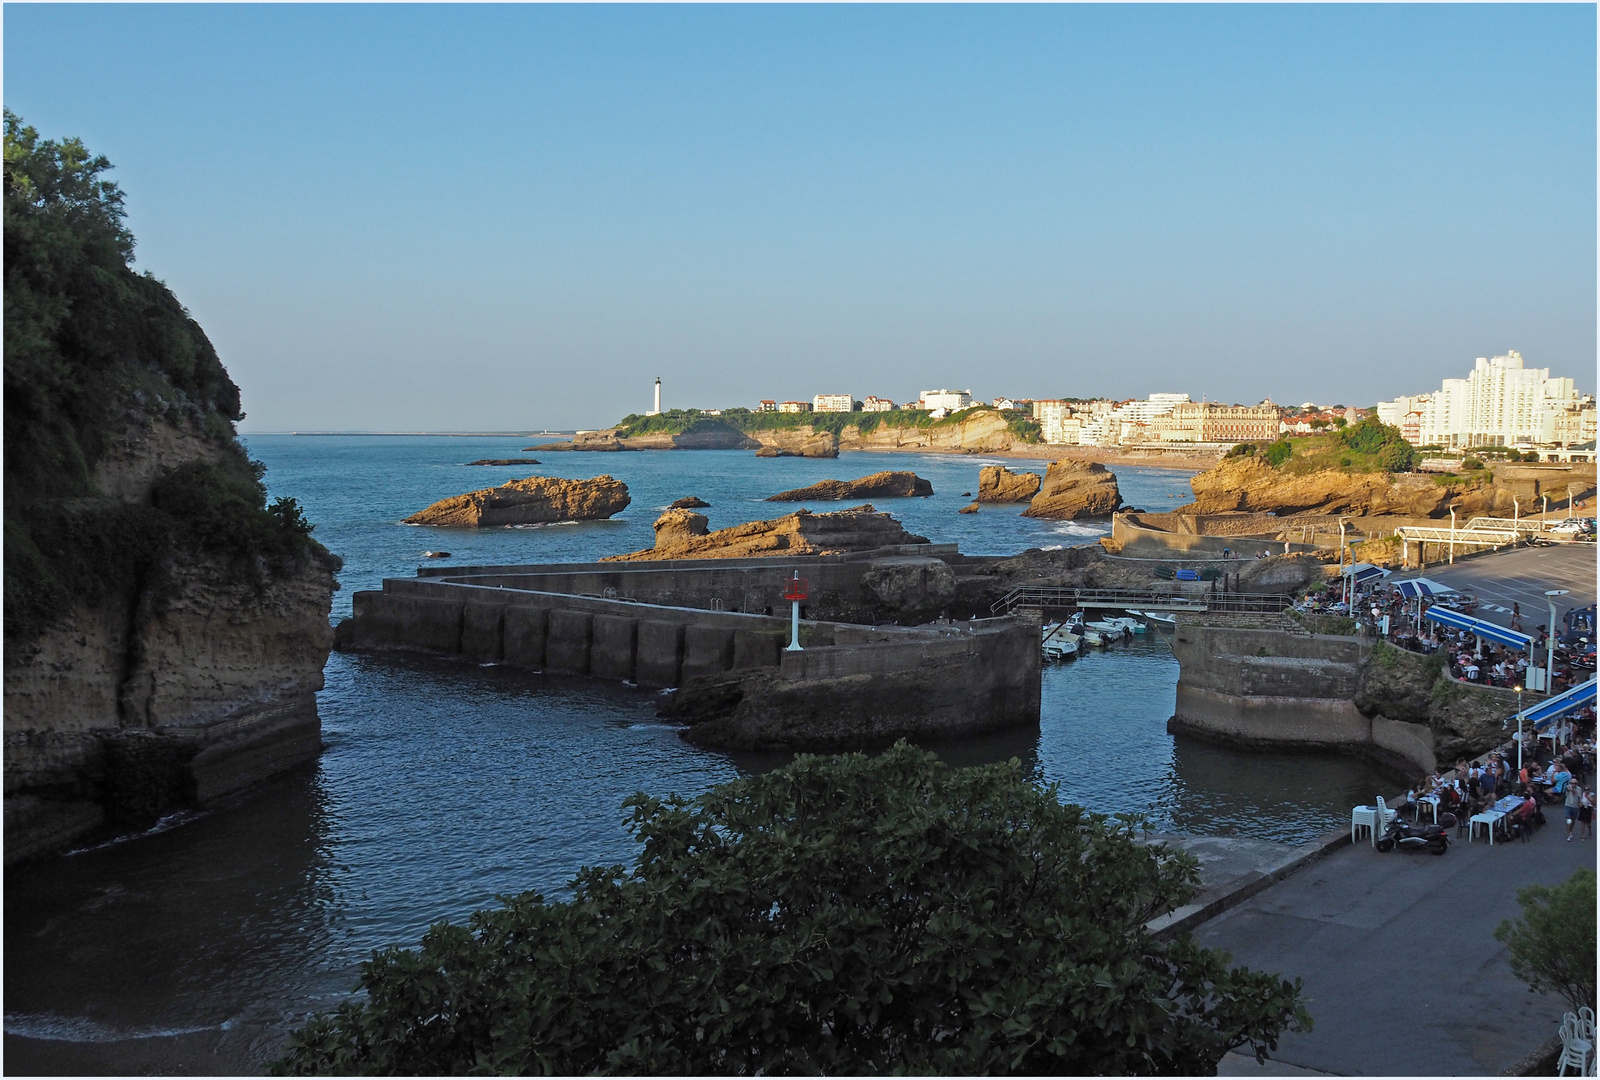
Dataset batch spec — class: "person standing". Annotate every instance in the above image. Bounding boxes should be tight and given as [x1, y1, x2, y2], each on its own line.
[1564, 777, 1584, 840]
[1511, 601, 1523, 632]
[1580, 787, 1594, 841]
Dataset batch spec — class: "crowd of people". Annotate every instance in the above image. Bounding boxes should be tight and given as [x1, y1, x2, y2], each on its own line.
[1399, 710, 1597, 842]
[1295, 578, 1593, 694]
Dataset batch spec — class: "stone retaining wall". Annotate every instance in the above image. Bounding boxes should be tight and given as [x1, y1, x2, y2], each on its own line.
[1170, 624, 1436, 773]
[335, 564, 1042, 751]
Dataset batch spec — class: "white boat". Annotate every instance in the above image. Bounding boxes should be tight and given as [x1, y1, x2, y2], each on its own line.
[1041, 623, 1080, 661]
[1085, 620, 1127, 642]
[1043, 635, 1080, 661]
[1080, 627, 1106, 647]
[1130, 610, 1176, 627]
[1105, 616, 1146, 635]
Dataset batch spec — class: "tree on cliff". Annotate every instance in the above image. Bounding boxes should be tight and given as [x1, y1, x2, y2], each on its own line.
[4, 110, 327, 644]
[274, 744, 1310, 1076]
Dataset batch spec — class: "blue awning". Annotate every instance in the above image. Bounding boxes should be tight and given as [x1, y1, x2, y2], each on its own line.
[1393, 578, 1455, 599]
[1424, 606, 1534, 650]
[1523, 678, 1598, 730]
[1342, 562, 1390, 584]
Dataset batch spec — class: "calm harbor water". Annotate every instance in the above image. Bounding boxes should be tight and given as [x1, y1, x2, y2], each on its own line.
[5, 437, 1400, 1072]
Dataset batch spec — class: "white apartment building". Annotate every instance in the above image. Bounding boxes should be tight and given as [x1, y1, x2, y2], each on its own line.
[1377, 351, 1587, 448]
[919, 389, 973, 412]
[861, 396, 896, 412]
[1033, 400, 1081, 445]
[813, 394, 854, 413]
[776, 401, 812, 414]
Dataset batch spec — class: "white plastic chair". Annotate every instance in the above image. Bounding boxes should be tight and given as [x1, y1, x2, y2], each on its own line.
[1560, 1014, 1593, 1077]
[1581, 1007, 1596, 1044]
[1351, 806, 1381, 844]
[1373, 796, 1399, 845]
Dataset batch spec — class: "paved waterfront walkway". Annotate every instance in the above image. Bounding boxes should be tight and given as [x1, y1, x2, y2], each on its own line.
[1197, 814, 1596, 1076]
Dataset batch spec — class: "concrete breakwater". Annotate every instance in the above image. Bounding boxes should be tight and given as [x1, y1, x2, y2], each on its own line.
[1169, 624, 1435, 775]
[1168, 624, 1529, 775]
[334, 549, 1041, 751]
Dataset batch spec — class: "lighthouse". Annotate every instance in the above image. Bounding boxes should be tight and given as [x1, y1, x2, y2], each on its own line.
[648, 376, 661, 416]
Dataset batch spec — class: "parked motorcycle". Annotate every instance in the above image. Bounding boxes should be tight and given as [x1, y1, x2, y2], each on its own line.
[1375, 812, 1455, 855]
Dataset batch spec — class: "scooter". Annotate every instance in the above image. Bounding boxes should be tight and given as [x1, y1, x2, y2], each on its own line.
[1375, 812, 1455, 855]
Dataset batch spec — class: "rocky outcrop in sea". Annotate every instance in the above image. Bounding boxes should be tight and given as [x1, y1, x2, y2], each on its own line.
[404, 475, 631, 526]
[603, 505, 929, 562]
[977, 465, 1041, 503]
[1021, 461, 1123, 520]
[764, 471, 933, 502]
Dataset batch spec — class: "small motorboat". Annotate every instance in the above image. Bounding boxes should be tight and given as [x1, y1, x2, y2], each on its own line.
[1043, 635, 1080, 661]
[1085, 620, 1127, 642]
[1080, 627, 1106, 647]
[1131, 610, 1176, 627]
[1105, 616, 1146, 635]
[1041, 622, 1080, 661]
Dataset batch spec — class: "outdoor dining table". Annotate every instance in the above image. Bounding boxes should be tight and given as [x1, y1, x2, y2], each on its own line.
[1469, 796, 1525, 846]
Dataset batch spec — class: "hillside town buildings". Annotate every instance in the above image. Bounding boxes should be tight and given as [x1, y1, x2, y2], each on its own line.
[739, 348, 1590, 454]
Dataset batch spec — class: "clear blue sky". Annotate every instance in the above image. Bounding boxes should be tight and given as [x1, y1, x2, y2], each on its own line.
[6, 4, 1594, 431]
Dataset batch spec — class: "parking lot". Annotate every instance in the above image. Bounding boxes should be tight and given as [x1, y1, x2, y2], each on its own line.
[1426, 544, 1596, 633]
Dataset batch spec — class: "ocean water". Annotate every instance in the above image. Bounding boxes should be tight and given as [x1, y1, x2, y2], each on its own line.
[3, 437, 1399, 1071]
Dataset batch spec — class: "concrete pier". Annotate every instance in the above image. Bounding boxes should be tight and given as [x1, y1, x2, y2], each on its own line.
[334, 550, 1042, 751]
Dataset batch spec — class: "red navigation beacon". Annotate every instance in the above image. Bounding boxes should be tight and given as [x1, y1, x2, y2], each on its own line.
[783, 576, 809, 602]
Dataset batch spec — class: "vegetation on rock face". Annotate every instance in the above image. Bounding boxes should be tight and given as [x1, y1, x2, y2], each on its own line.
[612, 405, 1043, 443]
[1227, 418, 1418, 476]
[273, 744, 1310, 1076]
[1494, 868, 1596, 1014]
[4, 111, 328, 643]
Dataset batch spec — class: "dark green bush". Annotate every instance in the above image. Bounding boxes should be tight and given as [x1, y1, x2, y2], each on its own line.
[1263, 438, 1294, 467]
[274, 744, 1310, 1076]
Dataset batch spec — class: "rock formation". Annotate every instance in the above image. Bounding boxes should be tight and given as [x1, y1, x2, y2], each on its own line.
[1021, 461, 1122, 519]
[670, 496, 711, 509]
[752, 431, 840, 458]
[959, 502, 980, 514]
[1180, 457, 1516, 517]
[404, 475, 630, 527]
[765, 471, 933, 502]
[977, 465, 1042, 503]
[5, 120, 339, 862]
[603, 505, 930, 562]
[467, 458, 539, 466]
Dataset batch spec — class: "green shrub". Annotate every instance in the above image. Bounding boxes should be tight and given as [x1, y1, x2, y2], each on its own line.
[1263, 438, 1294, 467]
[274, 744, 1310, 1076]
[1462, 456, 1485, 471]
[1494, 868, 1596, 1013]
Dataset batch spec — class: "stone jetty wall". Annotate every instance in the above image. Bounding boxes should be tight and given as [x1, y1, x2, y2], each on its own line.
[1169, 624, 1437, 774]
[336, 554, 1040, 751]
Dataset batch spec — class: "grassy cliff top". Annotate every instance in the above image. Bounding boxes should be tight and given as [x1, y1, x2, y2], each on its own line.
[613, 405, 1041, 442]
[1224, 417, 1418, 475]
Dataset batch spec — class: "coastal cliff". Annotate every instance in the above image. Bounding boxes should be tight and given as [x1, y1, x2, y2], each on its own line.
[540, 406, 1041, 456]
[1183, 455, 1506, 517]
[4, 114, 338, 861]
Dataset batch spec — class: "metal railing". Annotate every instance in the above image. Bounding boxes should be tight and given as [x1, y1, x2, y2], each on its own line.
[991, 586, 1293, 615]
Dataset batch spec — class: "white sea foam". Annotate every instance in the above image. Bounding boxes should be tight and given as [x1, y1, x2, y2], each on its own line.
[64, 809, 206, 857]
[3, 1011, 221, 1043]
